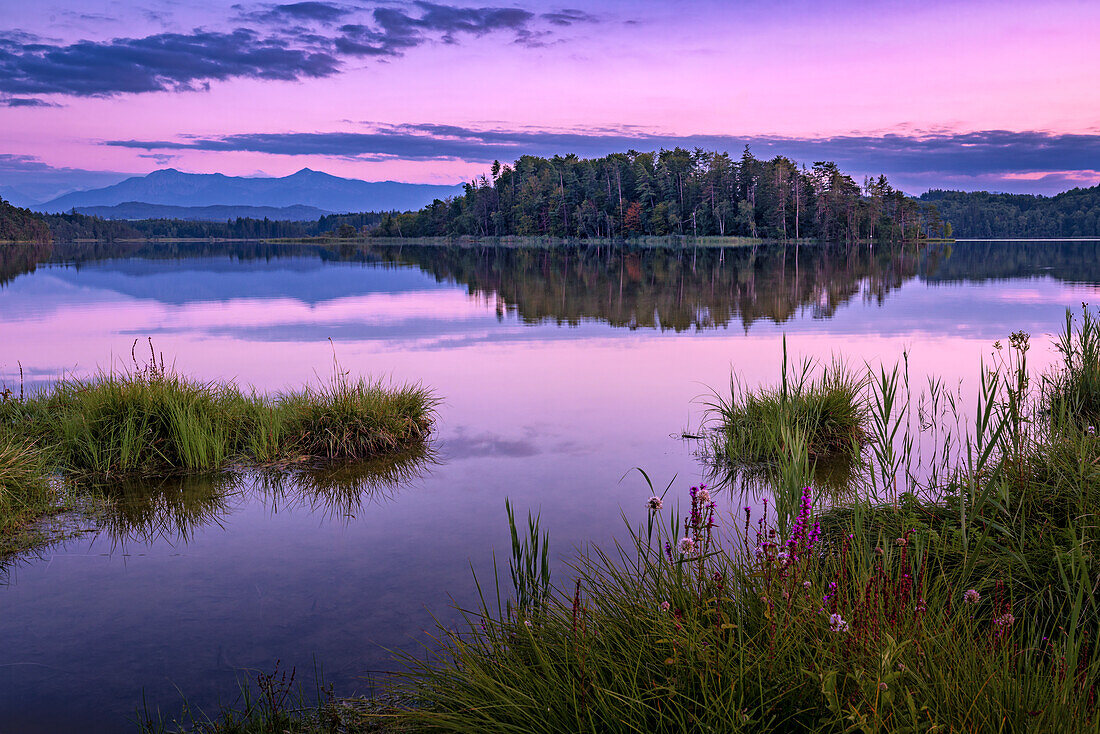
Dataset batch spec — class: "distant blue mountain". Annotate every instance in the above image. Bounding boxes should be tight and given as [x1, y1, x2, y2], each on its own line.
[71, 202, 333, 221]
[0, 186, 38, 209]
[37, 168, 465, 214]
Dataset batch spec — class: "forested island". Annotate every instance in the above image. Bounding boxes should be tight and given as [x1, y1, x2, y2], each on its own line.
[3, 150, 1099, 243]
[374, 149, 939, 241]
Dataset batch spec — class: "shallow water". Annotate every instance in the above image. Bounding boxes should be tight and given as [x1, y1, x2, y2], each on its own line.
[1, 240, 1099, 732]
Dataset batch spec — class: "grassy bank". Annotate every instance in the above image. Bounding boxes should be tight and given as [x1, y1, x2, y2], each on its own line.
[359, 308, 1098, 733]
[0, 355, 437, 556]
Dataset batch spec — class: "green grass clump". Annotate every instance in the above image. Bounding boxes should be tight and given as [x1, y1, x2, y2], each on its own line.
[43, 371, 239, 477]
[708, 349, 866, 466]
[1, 366, 437, 481]
[278, 375, 438, 461]
[0, 433, 52, 537]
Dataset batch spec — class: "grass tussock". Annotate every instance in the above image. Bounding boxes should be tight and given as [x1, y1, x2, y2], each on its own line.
[707, 341, 867, 467]
[0, 359, 438, 481]
[277, 376, 437, 462]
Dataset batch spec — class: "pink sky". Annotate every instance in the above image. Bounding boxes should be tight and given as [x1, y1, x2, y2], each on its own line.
[1, 0, 1098, 195]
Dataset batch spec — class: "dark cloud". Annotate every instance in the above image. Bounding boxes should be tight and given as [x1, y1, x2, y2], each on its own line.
[137, 153, 179, 166]
[0, 3, 591, 103]
[0, 153, 58, 172]
[236, 2, 352, 24]
[104, 125, 1100, 173]
[0, 96, 58, 107]
[541, 9, 596, 26]
[0, 28, 339, 98]
[336, 2, 541, 57]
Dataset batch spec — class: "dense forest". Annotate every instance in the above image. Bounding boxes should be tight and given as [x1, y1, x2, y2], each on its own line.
[38, 211, 385, 241]
[920, 185, 1100, 238]
[0, 198, 50, 242]
[369, 148, 942, 241]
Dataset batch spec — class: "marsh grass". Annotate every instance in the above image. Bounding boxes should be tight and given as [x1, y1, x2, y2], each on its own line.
[0, 362, 437, 481]
[706, 340, 867, 472]
[366, 310, 1100, 733]
[0, 352, 437, 555]
[0, 433, 53, 536]
[384, 487, 1099, 733]
[1047, 304, 1100, 430]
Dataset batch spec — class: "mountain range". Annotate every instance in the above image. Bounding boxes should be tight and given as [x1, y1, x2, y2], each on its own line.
[68, 202, 332, 222]
[36, 168, 465, 214]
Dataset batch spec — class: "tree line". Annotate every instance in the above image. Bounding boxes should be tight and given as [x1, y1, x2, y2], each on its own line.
[920, 185, 1100, 238]
[369, 148, 943, 241]
[0, 198, 50, 242]
[36, 211, 386, 241]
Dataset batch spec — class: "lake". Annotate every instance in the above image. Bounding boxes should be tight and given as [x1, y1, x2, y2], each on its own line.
[2, 239, 1099, 732]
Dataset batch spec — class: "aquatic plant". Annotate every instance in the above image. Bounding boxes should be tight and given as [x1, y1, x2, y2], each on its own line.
[364, 320, 1100, 733]
[1047, 304, 1100, 430]
[706, 339, 867, 470]
[0, 346, 438, 480]
[0, 432, 52, 537]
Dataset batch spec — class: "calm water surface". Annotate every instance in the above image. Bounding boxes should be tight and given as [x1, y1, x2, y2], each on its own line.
[1, 240, 1099, 732]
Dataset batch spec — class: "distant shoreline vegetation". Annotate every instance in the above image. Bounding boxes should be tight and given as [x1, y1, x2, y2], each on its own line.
[3, 149, 1099, 243]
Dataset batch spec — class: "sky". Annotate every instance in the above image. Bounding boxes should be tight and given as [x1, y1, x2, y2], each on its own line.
[1, 0, 1099, 202]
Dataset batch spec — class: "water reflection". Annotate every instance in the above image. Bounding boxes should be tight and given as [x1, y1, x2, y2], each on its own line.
[0, 242, 52, 286]
[86, 472, 244, 545]
[3, 238, 1100, 733]
[6, 239, 1097, 332]
[78, 450, 435, 545]
[256, 447, 436, 520]
[702, 450, 860, 498]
